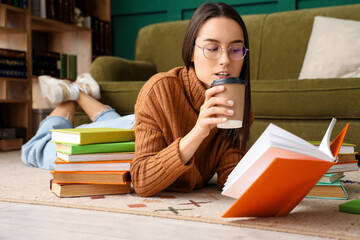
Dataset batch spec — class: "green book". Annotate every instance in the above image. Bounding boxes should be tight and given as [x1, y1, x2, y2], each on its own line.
[56, 141, 135, 155]
[50, 128, 135, 145]
[339, 199, 360, 214]
[68, 54, 77, 80]
[59, 53, 67, 79]
[306, 180, 348, 200]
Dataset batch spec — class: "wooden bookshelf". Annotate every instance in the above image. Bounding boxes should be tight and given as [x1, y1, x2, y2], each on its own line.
[0, 0, 110, 141]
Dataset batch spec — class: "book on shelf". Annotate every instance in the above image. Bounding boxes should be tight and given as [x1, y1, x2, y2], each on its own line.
[221, 118, 348, 218]
[2, 0, 28, 9]
[0, 48, 27, 78]
[306, 180, 348, 200]
[0, 57, 27, 70]
[32, 49, 60, 77]
[54, 158, 131, 171]
[318, 172, 344, 183]
[68, 54, 77, 80]
[50, 128, 135, 145]
[339, 199, 360, 214]
[59, 53, 67, 79]
[50, 171, 130, 184]
[0, 48, 26, 59]
[327, 161, 359, 173]
[57, 151, 134, 162]
[50, 179, 131, 197]
[0, 69, 27, 78]
[56, 141, 135, 155]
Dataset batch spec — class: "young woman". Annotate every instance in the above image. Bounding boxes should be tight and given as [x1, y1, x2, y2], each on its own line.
[131, 2, 253, 197]
[22, 2, 252, 197]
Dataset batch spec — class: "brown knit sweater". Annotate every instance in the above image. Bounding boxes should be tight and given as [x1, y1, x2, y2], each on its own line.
[131, 66, 248, 197]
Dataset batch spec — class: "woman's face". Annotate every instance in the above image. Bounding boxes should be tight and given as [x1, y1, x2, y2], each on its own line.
[192, 17, 245, 88]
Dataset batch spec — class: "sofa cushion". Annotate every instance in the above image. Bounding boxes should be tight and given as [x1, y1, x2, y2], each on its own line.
[299, 16, 360, 79]
[252, 77, 360, 118]
[136, 20, 189, 73]
[258, 4, 360, 80]
[242, 14, 266, 81]
[99, 81, 145, 115]
[90, 56, 157, 82]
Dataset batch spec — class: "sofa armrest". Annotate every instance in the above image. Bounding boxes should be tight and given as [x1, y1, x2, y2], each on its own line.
[90, 56, 157, 82]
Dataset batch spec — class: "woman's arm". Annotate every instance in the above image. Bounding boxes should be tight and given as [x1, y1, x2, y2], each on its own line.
[179, 85, 234, 163]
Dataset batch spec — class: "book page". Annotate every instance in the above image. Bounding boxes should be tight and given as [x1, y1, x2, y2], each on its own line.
[318, 118, 336, 159]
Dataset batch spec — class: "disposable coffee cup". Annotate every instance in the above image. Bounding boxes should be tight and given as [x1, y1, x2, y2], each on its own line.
[210, 77, 246, 129]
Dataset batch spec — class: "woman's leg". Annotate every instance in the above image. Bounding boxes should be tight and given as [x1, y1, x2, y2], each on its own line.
[76, 91, 110, 122]
[49, 101, 77, 125]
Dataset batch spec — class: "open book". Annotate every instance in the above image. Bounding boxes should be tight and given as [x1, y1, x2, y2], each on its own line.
[221, 118, 349, 218]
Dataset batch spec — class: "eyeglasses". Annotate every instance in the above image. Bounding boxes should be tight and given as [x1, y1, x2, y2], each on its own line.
[195, 43, 248, 61]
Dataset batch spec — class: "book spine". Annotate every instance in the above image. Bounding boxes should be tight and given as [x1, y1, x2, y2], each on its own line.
[45, 0, 56, 20]
[0, 49, 26, 59]
[104, 21, 111, 55]
[68, 0, 75, 23]
[68, 55, 77, 80]
[0, 57, 27, 69]
[91, 17, 100, 55]
[0, 69, 27, 78]
[59, 53, 67, 79]
[33, 49, 60, 77]
[19, 0, 27, 9]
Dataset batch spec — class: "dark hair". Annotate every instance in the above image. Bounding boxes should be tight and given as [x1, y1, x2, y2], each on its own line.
[182, 2, 251, 150]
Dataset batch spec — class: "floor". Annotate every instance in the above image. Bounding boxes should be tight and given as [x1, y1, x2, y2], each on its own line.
[0, 201, 332, 240]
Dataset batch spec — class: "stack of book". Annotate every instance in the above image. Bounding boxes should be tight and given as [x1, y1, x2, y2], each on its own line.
[0, 48, 27, 79]
[49, 127, 135, 198]
[307, 142, 359, 200]
[32, 49, 77, 80]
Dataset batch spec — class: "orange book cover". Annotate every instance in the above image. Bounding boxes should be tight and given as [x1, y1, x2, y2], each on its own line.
[221, 119, 349, 218]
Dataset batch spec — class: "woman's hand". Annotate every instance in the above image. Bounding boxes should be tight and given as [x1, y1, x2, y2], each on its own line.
[194, 85, 234, 138]
[179, 85, 234, 164]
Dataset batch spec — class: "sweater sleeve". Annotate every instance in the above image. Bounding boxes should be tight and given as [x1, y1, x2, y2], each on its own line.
[131, 126, 194, 197]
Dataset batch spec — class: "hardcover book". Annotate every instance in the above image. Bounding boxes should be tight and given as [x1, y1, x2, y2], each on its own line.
[318, 172, 344, 183]
[50, 180, 131, 197]
[54, 158, 131, 172]
[339, 199, 360, 214]
[56, 151, 134, 162]
[221, 118, 348, 218]
[56, 141, 135, 155]
[326, 161, 359, 173]
[50, 171, 130, 184]
[50, 127, 135, 145]
[306, 180, 348, 200]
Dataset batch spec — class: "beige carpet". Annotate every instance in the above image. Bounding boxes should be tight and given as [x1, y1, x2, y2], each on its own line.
[1, 151, 359, 240]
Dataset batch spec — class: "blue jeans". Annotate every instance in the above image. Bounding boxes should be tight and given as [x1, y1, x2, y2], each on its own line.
[21, 108, 135, 170]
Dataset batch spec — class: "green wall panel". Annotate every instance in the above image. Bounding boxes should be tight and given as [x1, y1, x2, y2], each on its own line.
[111, 0, 360, 60]
[112, 12, 167, 59]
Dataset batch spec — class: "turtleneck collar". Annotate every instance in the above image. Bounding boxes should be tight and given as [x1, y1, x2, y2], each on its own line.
[179, 66, 206, 113]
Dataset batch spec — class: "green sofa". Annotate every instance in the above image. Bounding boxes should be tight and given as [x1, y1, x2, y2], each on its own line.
[77, 4, 360, 151]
